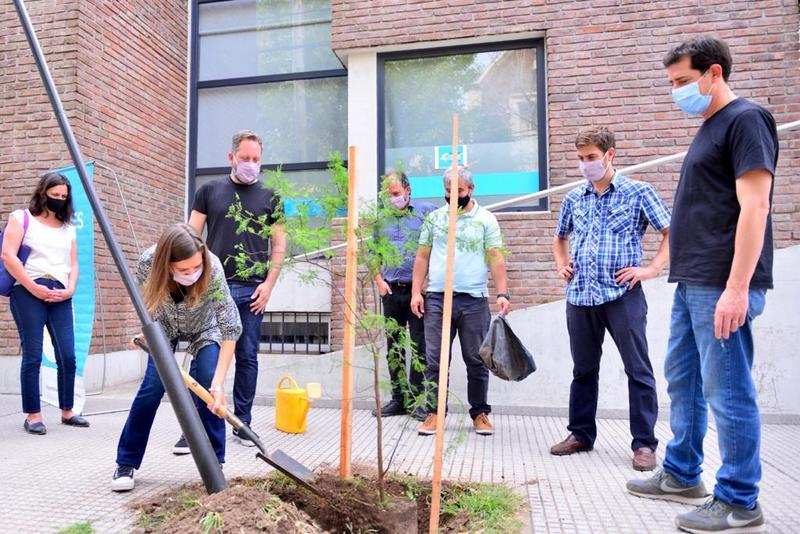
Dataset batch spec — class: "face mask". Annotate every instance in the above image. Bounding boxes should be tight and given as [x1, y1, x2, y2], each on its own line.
[389, 194, 408, 209]
[671, 72, 712, 116]
[445, 195, 471, 209]
[45, 197, 67, 212]
[232, 159, 261, 185]
[172, 266, 203, 287]
[579, 154, 610, 182]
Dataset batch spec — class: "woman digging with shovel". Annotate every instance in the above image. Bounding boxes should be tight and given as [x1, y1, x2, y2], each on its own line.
[111, 223, 242, 492]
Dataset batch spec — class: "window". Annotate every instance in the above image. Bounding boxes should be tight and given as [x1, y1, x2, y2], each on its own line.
[188, 0, 343, 330]
[189, 0, 347, 198]
[379, 42, 547, 210]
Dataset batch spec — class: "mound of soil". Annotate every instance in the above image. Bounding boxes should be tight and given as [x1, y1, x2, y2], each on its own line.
[269, 471, 421, 534]
[134, 467, 521, 534]
[134, 483, 323, 534]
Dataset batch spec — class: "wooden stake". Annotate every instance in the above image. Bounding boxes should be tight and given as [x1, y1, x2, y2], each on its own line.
[429, 115, 460, 533]
[339, 145, 358, 478]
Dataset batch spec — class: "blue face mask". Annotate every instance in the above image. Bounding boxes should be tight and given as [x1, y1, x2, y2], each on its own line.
[671, 72, 713, 116]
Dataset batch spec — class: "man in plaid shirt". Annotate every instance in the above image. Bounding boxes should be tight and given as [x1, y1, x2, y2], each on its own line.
[550, 126, 671, 472]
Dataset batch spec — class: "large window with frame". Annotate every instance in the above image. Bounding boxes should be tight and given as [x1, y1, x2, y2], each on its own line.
[188, 0, 345, 352]
[378, 42, 547, 210]
[189, 0, 347, 196]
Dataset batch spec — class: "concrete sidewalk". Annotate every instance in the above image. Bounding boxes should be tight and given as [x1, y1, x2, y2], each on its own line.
[0, 392, 797, 533]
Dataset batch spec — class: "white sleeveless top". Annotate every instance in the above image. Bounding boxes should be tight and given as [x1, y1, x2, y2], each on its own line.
[11, 209, 76, 288]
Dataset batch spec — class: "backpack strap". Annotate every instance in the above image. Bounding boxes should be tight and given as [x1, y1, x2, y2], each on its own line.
[22, 209, 29, 233]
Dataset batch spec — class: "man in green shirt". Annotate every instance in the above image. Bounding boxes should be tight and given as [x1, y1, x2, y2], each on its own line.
[411, 166, 510, 436]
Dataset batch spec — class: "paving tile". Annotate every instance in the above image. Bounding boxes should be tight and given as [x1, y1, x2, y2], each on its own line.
[0, 393, 797, 533]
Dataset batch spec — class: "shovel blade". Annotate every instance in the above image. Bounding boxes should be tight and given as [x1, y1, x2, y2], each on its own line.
[257, 450, 319, 494]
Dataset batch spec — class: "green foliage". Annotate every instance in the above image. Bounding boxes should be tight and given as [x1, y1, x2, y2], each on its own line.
[58, 522, 93, 534]
[177, 489, 201, 509]
[262, 495, 283, 518]
[226, 152, 485, 468]
[441, 484, 523, 533]
[199, 511, 224, 534]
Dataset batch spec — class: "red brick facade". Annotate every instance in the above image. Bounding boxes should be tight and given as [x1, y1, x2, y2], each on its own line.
[0, 0, 187, 356]
[327, 0, 800, 349]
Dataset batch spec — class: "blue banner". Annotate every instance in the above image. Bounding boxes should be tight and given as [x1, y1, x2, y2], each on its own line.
[41, 162, 95, 412]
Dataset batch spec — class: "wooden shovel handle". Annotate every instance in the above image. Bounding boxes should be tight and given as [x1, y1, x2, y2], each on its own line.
[180, 368, 214, 404]
[179, 369, 245, 430]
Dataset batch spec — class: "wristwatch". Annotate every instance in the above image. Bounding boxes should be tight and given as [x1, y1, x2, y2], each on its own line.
[496, 293, 511, 301]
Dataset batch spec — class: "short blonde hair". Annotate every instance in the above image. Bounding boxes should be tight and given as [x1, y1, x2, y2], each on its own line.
[231, 130, 263, 153]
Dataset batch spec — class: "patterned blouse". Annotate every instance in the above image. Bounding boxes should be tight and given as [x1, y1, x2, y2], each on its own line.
[136, 246, 242, 356]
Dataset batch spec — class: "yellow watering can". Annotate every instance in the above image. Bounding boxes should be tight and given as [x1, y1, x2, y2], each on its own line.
[274, 375, 321, 434]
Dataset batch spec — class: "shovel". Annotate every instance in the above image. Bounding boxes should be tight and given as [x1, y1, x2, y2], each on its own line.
[132, 337, 319, 494]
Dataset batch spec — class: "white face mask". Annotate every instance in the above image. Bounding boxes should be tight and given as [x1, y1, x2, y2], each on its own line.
[172, 266, 203, 287]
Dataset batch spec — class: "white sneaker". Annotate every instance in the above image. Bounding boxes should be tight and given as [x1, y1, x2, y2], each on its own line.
[111, 465, 135, 492]
[172, 435, 190, 455]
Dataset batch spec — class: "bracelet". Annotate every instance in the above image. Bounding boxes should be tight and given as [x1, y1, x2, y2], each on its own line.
[496, 293, 511, 301]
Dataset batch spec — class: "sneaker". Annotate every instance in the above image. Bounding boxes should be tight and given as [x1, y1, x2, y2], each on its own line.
[371, 399, 407, 417]
[172, 435, 190, 455]
[626, 469, 710, 505]
[473, 413, 493, 435]
[418, 414, 437, 435]
[233, 427, 257, 447]
[675, 498, 765, 533]
[111, 465, 135, 492]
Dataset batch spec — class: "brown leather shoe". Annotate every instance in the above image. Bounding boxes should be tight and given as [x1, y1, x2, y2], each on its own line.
[632, 447, 656, 471]
[550, 434, 592, 456]
[473, 413, 493, 435]
[418, 414, 437, 436]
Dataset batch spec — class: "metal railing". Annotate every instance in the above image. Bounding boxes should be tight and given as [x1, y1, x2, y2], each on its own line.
[292, 118, 800, 261]
[260, 311, 330, 354]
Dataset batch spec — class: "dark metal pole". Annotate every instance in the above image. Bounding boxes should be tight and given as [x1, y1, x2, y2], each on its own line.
[11, 0, 226, 494]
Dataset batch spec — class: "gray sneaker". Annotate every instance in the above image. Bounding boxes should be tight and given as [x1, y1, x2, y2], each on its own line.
[626, 469, 710, 505]
[676, 498, 765, 533]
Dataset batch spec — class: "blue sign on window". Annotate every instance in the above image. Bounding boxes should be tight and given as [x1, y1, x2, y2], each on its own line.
[434, 145, 468, 170]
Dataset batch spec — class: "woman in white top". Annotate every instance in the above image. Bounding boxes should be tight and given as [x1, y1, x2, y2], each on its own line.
[1, 172, 88, 434]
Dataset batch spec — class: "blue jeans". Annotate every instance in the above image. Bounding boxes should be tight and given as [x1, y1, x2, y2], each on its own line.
[663, 283, 766, 509]
[422, 292, 491, 418]
[116, 343, 225, 468]
[228, 282, 263, 426]
[9, 279, 76, 413]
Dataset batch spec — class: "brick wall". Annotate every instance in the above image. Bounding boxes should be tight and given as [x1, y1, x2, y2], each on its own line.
[0, 0, 187, 356]
[326, 0, 800, 350]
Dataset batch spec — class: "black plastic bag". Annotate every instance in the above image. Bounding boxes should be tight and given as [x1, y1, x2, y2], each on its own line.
[479, 315, 536, 381]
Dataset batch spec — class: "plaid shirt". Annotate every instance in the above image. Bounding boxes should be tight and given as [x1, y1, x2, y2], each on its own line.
[555, 173, 671, 306]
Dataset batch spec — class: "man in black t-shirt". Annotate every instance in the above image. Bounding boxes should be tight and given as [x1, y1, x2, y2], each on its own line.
[183, 130, 286, 449]
[627, 38, 777, 533]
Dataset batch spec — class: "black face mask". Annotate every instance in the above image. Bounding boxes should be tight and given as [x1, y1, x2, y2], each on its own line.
[45, 197, 67, 213]
[444, 195, 471, 209]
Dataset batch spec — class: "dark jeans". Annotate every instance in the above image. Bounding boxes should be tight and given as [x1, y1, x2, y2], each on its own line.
[116, 342, 225, 468]
[228, 282, 263, 426]
[423, 292, 491, 419]
[381, 283, 426, 406]
[9, 278, 76, 413]
[566, 284, 658, 451]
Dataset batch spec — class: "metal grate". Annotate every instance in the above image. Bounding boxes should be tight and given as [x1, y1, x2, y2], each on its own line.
[259, 311, 330, 354]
